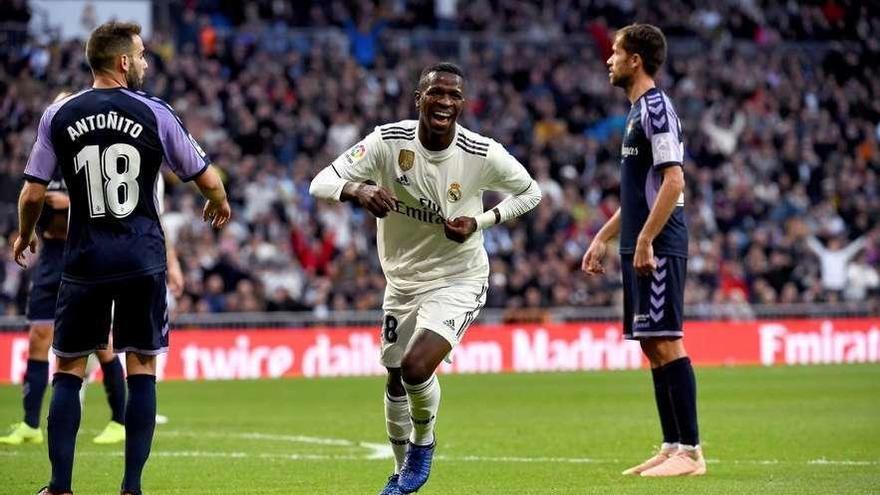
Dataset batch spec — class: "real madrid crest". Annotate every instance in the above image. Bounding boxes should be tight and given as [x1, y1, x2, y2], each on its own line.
[398, 149, 415, 171]
[447, 182, 462, 202]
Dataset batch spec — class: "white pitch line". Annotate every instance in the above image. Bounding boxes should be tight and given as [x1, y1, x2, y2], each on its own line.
[0, 450, 877, 467]
[158, 430, 393, 459]
[159, 429, 381, 448]
[437, 454, 613, 464]
[807, 459, 879, 466]
[436, 456, 880, 466]
[160, 430, 354, 446]
[154, 432, 880, 466]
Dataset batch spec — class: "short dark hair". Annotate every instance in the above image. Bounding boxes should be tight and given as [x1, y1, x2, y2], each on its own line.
[616, 23, 667, 77]
[418, 62, 465, 90]
[86, 21, 142, 74]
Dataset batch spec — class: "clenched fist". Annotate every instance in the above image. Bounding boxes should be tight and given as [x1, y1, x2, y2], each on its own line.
[444, 216, 477, 243]
[352, 182, 398, 218]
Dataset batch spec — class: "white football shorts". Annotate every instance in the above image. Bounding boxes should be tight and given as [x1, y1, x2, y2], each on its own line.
[379, 282, 488, 368]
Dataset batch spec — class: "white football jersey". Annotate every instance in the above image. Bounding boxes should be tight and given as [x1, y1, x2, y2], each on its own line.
[329, 120, 535, 294]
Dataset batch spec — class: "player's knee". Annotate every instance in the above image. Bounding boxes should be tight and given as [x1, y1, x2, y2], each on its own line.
[28, 324, 53, 357]
[400, 356, 432, 385]
[642, 338, 686, 366]
[126, 352, 157, 375]
[95, 348, 116, 364]
[56, 357, 88, 377]
[639, 340, 658, 361]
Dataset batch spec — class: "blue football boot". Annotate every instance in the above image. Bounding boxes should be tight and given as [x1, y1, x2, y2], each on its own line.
[397, 441, 435, 493]
[378, 474, 403, 495]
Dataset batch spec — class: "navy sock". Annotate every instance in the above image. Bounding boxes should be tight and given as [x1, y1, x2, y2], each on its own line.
[651, 365, 680, 444]
[121, 374, 157, 495]
[48, 372, 83, 494]
[664, 357, 700, 446]
[23, 359, 49, 428]
[101, 357, 127, 424]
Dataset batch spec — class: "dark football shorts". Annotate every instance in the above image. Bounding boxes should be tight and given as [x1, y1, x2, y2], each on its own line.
[621, 254, 686, 340]
[26, 239, 65, 323]
[53, 271, 169, 357]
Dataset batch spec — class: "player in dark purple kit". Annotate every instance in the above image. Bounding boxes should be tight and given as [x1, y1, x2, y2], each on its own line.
[582, 24, 705, 477]
[13, 21, 231, 495]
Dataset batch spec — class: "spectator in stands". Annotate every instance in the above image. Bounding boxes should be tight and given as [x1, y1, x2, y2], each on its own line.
[846, 251, 880, 302]
[806, 234, 867, 296]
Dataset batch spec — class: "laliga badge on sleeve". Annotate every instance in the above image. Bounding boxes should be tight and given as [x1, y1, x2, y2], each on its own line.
[345, 143, 367, 164]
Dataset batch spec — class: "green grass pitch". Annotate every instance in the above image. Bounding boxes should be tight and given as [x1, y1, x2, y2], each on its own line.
[1, 364, 878, 494]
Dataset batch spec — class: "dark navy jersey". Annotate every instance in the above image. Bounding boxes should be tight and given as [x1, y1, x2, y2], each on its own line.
[619, 87, 688, 258]
[24, 88, 211, 283]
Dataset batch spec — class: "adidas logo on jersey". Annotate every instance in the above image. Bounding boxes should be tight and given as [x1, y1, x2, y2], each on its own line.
[395, 175, 411, 186]
[443, 319, 456, 330]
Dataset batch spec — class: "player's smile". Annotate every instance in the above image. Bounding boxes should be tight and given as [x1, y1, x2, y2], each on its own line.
[430, 107, 454, 128]
[425, 95, 460, 132]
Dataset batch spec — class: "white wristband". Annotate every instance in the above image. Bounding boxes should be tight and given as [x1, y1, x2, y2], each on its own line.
[475, 210, 497, 230]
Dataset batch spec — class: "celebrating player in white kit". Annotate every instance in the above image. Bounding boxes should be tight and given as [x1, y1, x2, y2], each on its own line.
[310, 62, 541, 495]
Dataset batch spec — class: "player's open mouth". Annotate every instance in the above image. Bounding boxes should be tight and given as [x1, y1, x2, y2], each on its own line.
[431, 110, 453, 126]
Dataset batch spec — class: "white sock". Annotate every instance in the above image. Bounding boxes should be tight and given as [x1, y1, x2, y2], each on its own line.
[661, 442, 680, 452]
[384, 392, 411, 473]
[403, 374, 440, 446]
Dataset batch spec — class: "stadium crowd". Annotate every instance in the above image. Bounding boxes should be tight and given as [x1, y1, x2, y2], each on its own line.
[1, 0, 879, 317]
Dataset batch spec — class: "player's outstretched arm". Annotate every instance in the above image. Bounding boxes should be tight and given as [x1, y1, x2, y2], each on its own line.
[582, 208, 621, 275]
[194, 165, 231, 228]
[14, 181, 47, 268]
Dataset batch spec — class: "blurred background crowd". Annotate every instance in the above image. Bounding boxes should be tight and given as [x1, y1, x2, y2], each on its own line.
[1, 0, 878, 319]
